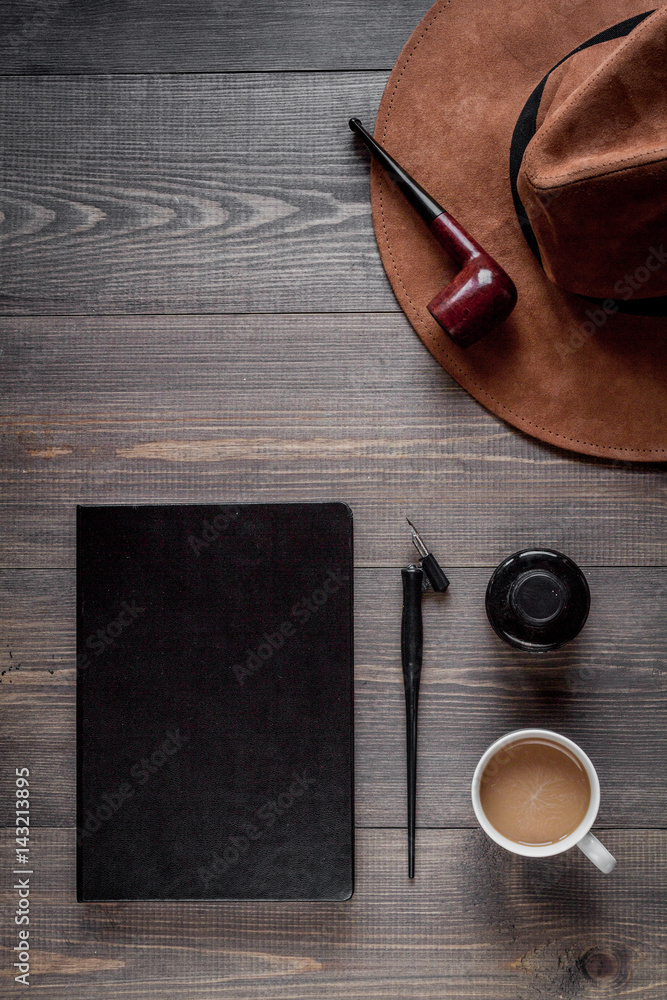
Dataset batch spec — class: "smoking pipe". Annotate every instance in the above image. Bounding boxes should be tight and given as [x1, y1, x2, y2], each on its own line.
[349, 118, 517, 348]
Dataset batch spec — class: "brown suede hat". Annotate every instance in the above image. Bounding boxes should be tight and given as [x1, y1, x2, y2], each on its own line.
[370, 0, 667, 460]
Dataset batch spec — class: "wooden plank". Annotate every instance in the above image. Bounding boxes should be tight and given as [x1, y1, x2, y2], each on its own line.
[0, 827, 665, 998]
[7, 498, 667, 569]
[1, 567, 665, 829]
[0, 0, 431, 74]
[2, 316, 665, 566]
[0, 72, 394, 315]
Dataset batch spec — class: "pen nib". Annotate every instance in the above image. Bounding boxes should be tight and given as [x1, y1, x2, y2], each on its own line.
[406, 517, 429, 559]
[406, 518, 450, 593]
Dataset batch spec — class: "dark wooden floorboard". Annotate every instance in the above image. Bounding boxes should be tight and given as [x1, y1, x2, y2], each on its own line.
[1, 567, 665, 829]
[2, 316, 665, 566]
[1, 828, 666, 999]
[1, 72, 397, 314]
[0, 1, 432, 74]
[6, 499, 666, 569]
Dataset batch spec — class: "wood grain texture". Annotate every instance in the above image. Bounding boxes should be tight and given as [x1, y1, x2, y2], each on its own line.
[0, 0, 432, 74]
[2, 316, 665, 566]
[1, 567, 665, 830]
[1, 828, 666, 999]
[0, 73, 392, 314]
[1, 2, 666, 991]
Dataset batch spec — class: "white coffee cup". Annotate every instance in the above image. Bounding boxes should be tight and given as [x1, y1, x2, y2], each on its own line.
[471, 728, 616, 873]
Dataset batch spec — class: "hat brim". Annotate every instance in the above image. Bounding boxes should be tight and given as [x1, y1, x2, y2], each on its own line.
[370, 0, 667, 461]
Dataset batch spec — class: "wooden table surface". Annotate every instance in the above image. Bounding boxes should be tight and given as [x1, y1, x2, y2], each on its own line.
[1, 2, 666, 997]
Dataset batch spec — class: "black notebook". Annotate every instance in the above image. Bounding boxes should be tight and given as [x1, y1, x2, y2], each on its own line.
[76, 503, 354, 901]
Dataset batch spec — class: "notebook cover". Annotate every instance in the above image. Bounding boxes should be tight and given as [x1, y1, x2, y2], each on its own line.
[76, 502, 354, 901]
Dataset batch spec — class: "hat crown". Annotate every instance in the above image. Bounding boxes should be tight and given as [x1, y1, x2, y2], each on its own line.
[517, 6, 667, 300]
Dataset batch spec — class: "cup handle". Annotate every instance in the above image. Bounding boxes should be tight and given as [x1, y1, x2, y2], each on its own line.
[577, 831, 616, 873]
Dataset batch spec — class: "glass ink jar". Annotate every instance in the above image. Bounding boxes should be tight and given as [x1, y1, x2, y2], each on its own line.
[485, 549, 590, 652]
